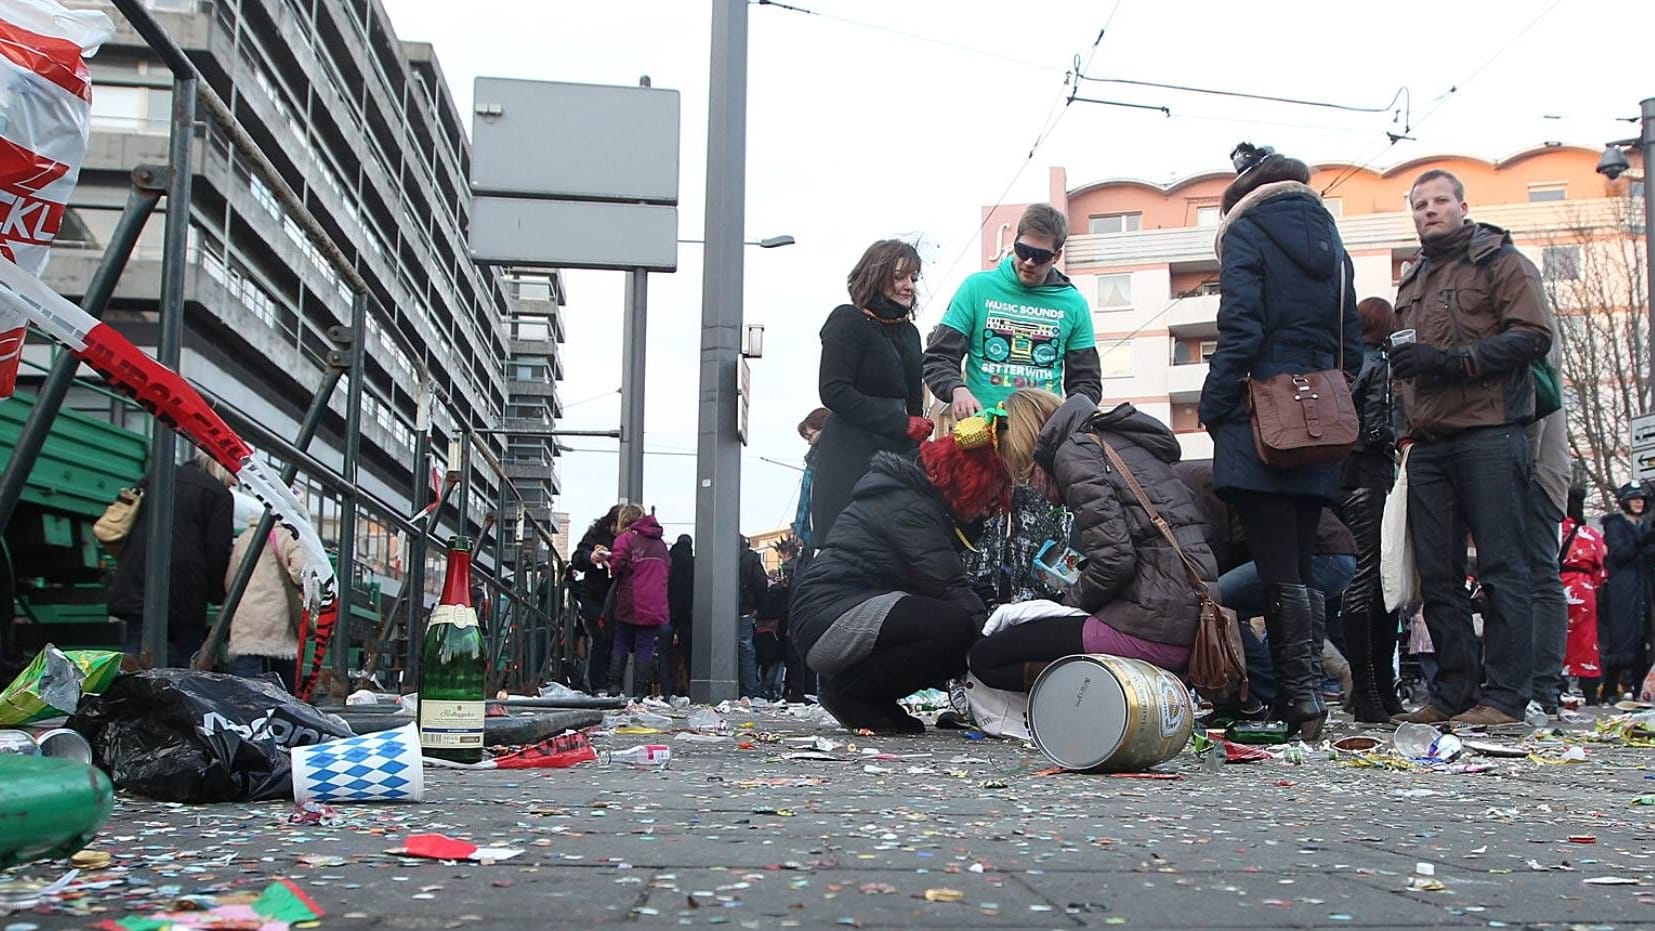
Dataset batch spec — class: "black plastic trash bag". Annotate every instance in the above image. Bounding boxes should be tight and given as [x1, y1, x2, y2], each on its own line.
[67, 669, 351, 803]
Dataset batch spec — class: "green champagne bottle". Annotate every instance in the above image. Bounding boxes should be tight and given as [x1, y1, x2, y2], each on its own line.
[417, 536, 485, 763]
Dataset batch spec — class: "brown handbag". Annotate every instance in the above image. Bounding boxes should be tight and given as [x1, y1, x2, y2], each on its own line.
[1244, 261, 1358, 468]
[1091, 435, 1248, 699]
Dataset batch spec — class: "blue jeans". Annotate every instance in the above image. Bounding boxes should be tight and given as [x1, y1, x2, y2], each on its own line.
[1525, 479, 1567, 709]
[737, 614, 759, 698]
[655, 624, 677, 697]
[1220, 554, 1357, 705]
[1409, 426, 1534, 717]
[581, 598, 614, 694]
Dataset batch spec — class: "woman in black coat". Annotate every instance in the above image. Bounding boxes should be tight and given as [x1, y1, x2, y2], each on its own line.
[110, 452, 236, 667]
[571, 505, 621, 693]
[810, 239, 934, 545]
[1599, 483, 1654, 700]
[969, 391, 1218, 692]
[790, 435, 1009, 734]
[1198, 144, 1361, 739]
[1339, 297, 1406, 722]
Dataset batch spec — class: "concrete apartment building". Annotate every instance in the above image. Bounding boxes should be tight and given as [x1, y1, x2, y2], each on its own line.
[33, 0, 563, 605]
[980, 144, 1645, 460]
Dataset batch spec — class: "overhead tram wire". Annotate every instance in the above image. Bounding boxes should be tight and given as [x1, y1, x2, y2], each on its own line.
[914, 2, 1124, 320]
[752, 0, 1064, 75]
[1319, 0, 1565, 197]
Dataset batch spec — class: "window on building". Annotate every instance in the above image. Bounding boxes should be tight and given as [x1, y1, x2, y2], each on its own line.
[1088, 212, 1142, 234]
[1322, 198, 1343, 218]
[1100, 342, 1134, 378]
[1528, 183, 1567, 203]
[1542, 245, 1581, 281]
[1195, 205, 1221, 227]
[89, 85, 172, 134]
[1170, 403, 1201, 432]
[1096, 273, 1132, 310]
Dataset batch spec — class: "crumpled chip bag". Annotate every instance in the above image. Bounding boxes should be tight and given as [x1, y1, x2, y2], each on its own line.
[0, 643, 121, 724]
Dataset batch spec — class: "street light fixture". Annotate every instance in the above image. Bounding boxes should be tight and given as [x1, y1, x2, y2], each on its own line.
[677, 235, 797, 248]
[1597, 145, 1632, 181]
[1596, 97, 1655, 409]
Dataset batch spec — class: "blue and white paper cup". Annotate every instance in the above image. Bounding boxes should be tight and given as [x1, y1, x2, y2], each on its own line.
[291, 722, 424, 803]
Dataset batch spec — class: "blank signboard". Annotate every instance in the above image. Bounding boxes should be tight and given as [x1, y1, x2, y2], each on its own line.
[470, 77, 680, 204]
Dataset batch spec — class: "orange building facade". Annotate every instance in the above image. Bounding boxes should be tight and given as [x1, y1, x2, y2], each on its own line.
[978, 145, 1646, 459]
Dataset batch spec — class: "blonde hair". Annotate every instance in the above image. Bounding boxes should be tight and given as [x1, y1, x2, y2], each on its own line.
[615, 504, 646, 532]
[999, 388, 1064, 482]
[193, 450, 237, 488]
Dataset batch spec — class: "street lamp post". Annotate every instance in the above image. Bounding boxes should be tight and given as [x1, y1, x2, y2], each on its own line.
[1597, 97, 1655, 402]
[617, 234, 794, 507]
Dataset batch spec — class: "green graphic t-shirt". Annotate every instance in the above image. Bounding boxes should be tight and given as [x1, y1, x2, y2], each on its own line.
[939, 256, 1097, 409]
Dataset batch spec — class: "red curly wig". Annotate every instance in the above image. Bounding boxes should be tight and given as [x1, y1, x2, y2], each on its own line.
[918, 435, 1012, 519]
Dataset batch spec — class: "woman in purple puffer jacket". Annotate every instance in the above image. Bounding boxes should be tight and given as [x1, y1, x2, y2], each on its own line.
[603, 504, 671, 698]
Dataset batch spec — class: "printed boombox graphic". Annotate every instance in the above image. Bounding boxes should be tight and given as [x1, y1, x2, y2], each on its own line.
[982, 315, 1059, 368]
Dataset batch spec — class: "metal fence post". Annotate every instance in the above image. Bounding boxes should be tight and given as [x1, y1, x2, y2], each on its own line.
[138, 75, 196, 664]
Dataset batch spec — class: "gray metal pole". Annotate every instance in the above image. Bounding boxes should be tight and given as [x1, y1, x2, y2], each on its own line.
[404, 413, 433, 687]
[0, 181, 161, 533]
[690, 0, 748, 703]
[456, 432, 473, 536]
[198, 365, 344, 671]
[139, 76, 196, 665]
[490, 476, 511, 692]
[1641, 97, 1655, 405]
[331, 293, 369, 680]
[618, 269, 648, 504]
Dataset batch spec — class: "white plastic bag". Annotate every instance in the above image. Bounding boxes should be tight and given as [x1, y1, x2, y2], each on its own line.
[0, 0, 113, 397]
[1381, 446, 1419, 611]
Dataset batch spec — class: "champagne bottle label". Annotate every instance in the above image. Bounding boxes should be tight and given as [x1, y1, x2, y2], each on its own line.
[427, 603, 479, 629]
[419, 700, 485, 748]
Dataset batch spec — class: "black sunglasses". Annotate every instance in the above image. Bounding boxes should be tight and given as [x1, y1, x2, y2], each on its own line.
[1013, 241, 1056, 265]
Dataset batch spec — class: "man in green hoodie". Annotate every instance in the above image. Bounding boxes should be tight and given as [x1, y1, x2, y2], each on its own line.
[925, 203, 1102, 418]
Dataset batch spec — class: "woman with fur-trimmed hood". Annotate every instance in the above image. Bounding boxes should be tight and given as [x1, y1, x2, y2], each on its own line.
[1196, 143, 1361, 740]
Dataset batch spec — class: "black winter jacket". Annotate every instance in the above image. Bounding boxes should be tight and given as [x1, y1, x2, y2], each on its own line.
[1037, 397, 1217, 647]
[810, 303, 924, 544]
[1343, 345, 1401, 490]
[1200, 181, 1361, 505]
[667, 539, 694, 626]
[107, 461, 235, 638]
[571, 516, 616, 605]
[789, 452, 984, 660]
[739, 545, 768, 616]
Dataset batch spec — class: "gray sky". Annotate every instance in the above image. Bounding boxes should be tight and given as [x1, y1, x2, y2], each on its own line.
[380, 0, 1636, 546]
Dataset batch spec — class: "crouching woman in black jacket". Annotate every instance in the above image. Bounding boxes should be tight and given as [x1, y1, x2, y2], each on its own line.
[968, 390, 1218, 692]
[790, 436, 1010, 734]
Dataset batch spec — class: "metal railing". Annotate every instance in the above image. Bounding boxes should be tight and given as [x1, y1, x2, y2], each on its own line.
[0, 0, 578, 697]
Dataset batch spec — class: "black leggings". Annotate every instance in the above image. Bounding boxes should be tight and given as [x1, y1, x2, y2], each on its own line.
[836, 595, 979, 705]
[1232, 492, 1322, 586]
[968, 617, 1087, 692]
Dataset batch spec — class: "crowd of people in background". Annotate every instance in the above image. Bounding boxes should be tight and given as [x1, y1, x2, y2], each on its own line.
[549, 149, 1655, 731]
[102, 143, 1655, 731]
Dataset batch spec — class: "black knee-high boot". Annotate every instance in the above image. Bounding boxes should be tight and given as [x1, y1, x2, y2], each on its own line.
[1265, 583, 1327, 740]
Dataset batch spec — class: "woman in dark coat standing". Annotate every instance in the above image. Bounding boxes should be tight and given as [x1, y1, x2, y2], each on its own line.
[110, 451, 236, 667]
[968, 391, 1218, 692]
[1198, 144, 1361, 739]
[1599, 483, 1654, 701]
[1339, 297, 1405, 722]
[810, 239, 933, 544]
[791, 435, 1009, 734]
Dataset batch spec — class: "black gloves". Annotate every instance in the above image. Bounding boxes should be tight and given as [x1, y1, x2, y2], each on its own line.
[1390, 342, 1467, 381]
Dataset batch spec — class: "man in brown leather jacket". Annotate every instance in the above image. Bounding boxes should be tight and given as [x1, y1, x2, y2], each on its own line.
[1389, 168, 1553, 727]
